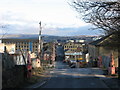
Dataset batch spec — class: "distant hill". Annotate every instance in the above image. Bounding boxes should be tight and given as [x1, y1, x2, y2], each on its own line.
[0, 34, 63, 42]
[0, 34, 102, 43]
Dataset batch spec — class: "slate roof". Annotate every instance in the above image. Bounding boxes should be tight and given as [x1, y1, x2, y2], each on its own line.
[89, 33, 113, 46]
[64, 49, 73, 53]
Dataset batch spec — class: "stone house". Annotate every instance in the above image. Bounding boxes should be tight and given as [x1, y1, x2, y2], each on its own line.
[43, 42, 56, 64]
[64, 42, 84, 61]
[64, 42, 83, 52]
[44, 53, 50, 61]
[88, 33, 118, 69]
[64, 49, 82, 60]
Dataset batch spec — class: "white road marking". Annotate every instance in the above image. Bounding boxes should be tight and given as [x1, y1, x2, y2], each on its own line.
[32, 81, 46, 88]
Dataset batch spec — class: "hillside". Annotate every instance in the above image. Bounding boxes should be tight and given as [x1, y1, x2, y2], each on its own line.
[0, 34, 101, 43]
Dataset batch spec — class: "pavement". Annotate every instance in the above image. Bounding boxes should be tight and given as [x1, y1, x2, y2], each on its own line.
[89, 68, 120, 89]
[101, 77, 120, 89]
[24, 68, 53, 88]
[100, 72, 120, 88]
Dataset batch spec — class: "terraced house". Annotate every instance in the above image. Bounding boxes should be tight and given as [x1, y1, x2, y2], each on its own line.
[87, 32, 118, 70]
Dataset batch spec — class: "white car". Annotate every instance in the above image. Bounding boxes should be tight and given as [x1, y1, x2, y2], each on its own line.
[69, 60, 76, 64]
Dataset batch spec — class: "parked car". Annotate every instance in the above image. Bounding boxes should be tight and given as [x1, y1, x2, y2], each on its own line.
[68, 60, 76, 66]
[70, 60, 76, 63]
[78, 60, 87, 67]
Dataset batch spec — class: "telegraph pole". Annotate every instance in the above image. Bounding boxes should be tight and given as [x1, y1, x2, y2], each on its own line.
[38, 21, 42, 59]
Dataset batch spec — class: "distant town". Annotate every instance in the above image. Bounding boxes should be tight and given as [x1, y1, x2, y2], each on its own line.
[1, 32, 119, 88]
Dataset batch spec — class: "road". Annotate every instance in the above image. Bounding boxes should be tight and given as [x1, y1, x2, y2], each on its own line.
[40, 61, 109, 88]
[56, 45, 64, 61]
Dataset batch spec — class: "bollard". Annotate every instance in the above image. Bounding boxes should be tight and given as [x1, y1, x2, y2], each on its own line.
[27, 64, 32, 78]
[108, 66, 115, 75]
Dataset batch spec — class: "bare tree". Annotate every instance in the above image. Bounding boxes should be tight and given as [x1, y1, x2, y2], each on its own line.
[70, 0, 120, 35]
[0, 24, 9, 40]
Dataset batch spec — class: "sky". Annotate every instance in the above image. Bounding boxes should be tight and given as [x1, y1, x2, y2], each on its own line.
[0, 0, 101, 36]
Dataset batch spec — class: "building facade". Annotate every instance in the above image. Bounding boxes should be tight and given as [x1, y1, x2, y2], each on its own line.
[64, 42, 83, 52]
[2, 38, 43, 54]
[64, 42, 84, 60]
[87, 33, 118, 68]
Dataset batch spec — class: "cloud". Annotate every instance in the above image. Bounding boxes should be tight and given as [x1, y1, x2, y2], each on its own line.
[0, 22, 101, 36]
[0, 0, 102, 36]
[0, 0, 86, 27]
[0, 11, 91, 36]
[0, 12, 101, 36]
[42, 25, 101, 36]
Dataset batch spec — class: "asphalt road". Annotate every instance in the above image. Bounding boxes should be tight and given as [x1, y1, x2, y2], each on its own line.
[56, 45, 64, 61]
[40, 61, 109, 88]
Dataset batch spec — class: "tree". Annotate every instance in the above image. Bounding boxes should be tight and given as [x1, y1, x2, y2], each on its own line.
[0, 25, 9, 39]
[70, 0, 120, 35]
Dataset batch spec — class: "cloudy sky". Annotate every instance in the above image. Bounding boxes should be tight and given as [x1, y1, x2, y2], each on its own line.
[0, 0, 101, 36]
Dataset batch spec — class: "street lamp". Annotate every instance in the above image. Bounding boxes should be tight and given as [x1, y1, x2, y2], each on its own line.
[38, 21, 42, 59]
[74, 52, 77, 61]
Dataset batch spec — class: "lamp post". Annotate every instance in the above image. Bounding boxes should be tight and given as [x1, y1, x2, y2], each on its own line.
[38, 21, 42, 59]
[74, 52, 77, 61]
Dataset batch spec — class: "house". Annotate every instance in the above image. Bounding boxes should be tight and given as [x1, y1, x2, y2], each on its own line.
[65, 49, 82, 60]
[0, 43, 15, 54]
[43, 42, 56, 65]
[0, 43, 4, 53]
[87, 33, 118, 69]
[43, 53, 50, 61]
[64, 42, 83, 52]
[64, 42, 84, 61]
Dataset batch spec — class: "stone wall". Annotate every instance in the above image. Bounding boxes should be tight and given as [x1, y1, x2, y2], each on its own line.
[99, 47, 118, 68]
[2, 49, 27, 88]
[2, 53, 15, 70]
[2, 65, 26, 88]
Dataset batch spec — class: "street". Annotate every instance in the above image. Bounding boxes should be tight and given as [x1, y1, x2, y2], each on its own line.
[40, 61, 109, 88]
